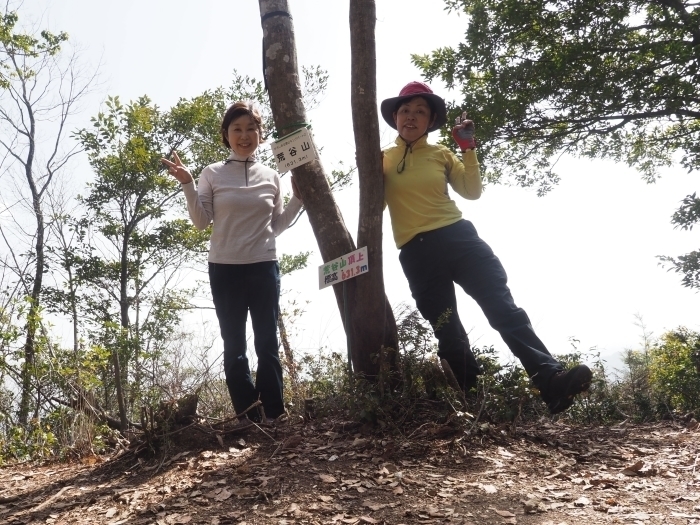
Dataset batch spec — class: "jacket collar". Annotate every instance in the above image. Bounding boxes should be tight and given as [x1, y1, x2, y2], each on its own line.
[226, 150, 257, 163]
[395, 134, 429, 150]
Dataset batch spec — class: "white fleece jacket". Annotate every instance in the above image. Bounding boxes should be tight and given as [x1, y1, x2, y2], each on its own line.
[182, 150, 302, 264]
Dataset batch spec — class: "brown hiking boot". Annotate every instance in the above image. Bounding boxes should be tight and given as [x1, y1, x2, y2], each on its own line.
[541, 364, 593, 414]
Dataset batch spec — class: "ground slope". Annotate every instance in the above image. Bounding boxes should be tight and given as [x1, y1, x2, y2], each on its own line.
[1, 419, 699, 525]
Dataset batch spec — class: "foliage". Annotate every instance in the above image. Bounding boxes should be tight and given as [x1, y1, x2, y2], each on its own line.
[414, 0, 700, 288]
[0, 9, 67, 88]
[279, 252, 311, 276]
[416, 0, 700, 186]
[0, 420, 57, 463]
[648, 327, 700, 414]
[658, 192, 700, 289]
[289, 306, 700, 431]
[1, 6, 96, 425]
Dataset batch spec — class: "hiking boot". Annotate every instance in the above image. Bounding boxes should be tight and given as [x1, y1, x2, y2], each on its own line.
[541, 364, 593, 414]
[235, 417, 254, 429]
[264, 413, 289, 426]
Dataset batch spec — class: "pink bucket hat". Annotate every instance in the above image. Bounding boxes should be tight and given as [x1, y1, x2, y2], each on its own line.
[380, 81, 448, 133]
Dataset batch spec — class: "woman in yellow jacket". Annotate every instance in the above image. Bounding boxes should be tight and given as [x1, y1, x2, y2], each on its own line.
[381, 82, 591, 414]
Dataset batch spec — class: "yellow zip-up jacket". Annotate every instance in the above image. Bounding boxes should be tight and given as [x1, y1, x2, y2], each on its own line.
[383, 135, 482, 248]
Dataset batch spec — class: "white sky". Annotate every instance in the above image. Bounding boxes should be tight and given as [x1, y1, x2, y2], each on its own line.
[18, 0, 700, 373]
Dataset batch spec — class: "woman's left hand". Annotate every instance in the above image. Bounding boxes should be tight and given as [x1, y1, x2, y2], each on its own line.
[291, 175, 303, 203]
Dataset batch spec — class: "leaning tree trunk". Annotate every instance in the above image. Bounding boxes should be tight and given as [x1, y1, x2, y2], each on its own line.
[259, 0, 397, 377]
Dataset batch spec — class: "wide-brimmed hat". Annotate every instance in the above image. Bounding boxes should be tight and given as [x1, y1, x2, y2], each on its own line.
[380, 81, 447, 133]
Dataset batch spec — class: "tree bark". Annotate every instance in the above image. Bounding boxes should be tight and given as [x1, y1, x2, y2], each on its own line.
[18, 95, 42, 426]
[349, 0, 398, 378]
[258, 0, 397, 377]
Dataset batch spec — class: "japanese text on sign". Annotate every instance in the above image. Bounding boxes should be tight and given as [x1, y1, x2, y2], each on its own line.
[318, 246, 369, 290]
[270, 127, 318, 173]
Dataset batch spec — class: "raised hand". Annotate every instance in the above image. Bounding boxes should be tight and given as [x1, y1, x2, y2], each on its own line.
[161, 151, 193, 184]
[452, 112, 477, 151]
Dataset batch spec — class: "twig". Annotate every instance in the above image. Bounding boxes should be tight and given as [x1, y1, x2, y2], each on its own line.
[252, 421, 277, 443]
[469, 381, 489, 433]
[154, 451, 168, 474]
[0, 494, 20, 504]
[31, 485, 74, 513]
[440, 359, 468, 408]
[693, 454, 699, 477]
[209, 401, 262, 428]
[407, 422, 433, 440]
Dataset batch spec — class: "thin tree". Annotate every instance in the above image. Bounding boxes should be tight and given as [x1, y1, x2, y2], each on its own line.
[348, 0, 396, 379]
[0, 9, 97, 424]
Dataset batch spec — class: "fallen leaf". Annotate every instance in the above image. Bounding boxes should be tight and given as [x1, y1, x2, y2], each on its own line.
[495, 509, 516, 517]
[621, 460, 644, 476]
[231, 487, 254, 497]
[282, 434, 304, 449]
[574, 497, 590, 507]
[359, 517, 379, 524]
[352, 438, 369, 448]
[214, 488, 232, 501]
[481, 484, 498, 494]
[671, 513, 700, 519]
[363, 501, 387, 511]
[319, 474, 338, 483]
[625, 512, 651, 520]
[105, 508, 118, 518]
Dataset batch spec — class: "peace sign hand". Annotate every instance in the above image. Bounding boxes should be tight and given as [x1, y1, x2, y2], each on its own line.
[161, 151, 193, 184]
[452, 112, 477, 151]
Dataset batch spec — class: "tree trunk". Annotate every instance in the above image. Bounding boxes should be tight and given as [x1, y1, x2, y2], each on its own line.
[258, 0, 397, 377]
[18, 115, 41, 426]
[113, 238, 130, 431]
[277, 315, 300, 393]
[349, 0, 398, 379]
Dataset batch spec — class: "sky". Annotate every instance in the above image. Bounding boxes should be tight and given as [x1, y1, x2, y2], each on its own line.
[14, 0, 700, 374]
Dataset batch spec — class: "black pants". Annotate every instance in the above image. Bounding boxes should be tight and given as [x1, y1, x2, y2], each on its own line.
[399, 220, 563, 391]
[208, 261, 284, 419]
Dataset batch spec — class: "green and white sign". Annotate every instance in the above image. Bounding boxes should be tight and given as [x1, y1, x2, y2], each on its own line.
[270, 127, 317, 173]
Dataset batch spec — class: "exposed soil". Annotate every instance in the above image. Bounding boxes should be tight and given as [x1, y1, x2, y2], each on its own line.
[1, 418, 699, 525]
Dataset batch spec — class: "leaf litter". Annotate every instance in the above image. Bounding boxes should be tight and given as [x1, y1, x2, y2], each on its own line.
[0, 420, 698, 524]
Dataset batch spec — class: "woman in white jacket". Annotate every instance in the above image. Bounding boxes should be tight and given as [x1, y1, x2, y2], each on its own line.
[162, 101, 302, 423]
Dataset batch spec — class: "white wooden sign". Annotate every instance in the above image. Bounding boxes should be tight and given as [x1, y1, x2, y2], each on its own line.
[319, 246, 369, 289]
[270, 127, 317, 173]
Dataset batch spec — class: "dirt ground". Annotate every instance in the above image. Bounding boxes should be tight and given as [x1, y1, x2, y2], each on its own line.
[1, 417, 699, 525]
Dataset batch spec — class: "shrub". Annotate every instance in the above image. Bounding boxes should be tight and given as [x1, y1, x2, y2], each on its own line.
[648, 327, 700, 415]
